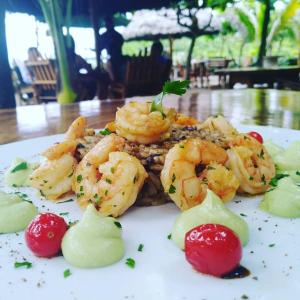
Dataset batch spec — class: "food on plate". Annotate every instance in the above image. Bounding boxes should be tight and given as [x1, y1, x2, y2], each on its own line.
[161, 139, 239, 210]
[260, 177, 300, 218]
[62, 204, 125, 268]
[248, 131, 264, 144]
[200, 115, 238, 138]
[185, 224, 242, 277]
[171, 190, 249, 249]
[263, 140, 284, 159]
[271, 141, 300, 171]
[29, 116, 92, 200]
[25, 213, 68, 257]
[20, 81, 275, 219]
[73, 134, 147, 217]
[29, 140, 78, 199]
[0, 191, 37, 233]
[227, 134, 275, 194]
[115, 101, 176, 144]
[5, 158, 37, 187]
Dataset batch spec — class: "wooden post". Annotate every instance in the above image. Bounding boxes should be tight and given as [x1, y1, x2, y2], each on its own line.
[168, 36, 173, 62]
[90, 0, 101, 69]
[0, 2, 15, 108]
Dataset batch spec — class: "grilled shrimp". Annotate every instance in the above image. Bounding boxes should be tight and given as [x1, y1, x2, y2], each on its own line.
[227, 134, 275, 194]
[72, 134, 147, 217]
[30, 140, 77, 199]
[161, 139, 239, 210]
[201, 115, 238, 138]
[115, 101, 175, 144]
[174, 113, 199, 126]
[30, 117, 87, 199]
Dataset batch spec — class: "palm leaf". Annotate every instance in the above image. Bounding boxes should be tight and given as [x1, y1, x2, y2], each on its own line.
[267, 0, 300, 47]
[235, 8, 256, 43]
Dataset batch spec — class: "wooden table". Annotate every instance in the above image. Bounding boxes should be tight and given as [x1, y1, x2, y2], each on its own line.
[215, 66, 300, 88]
[0, 88, 300, 145]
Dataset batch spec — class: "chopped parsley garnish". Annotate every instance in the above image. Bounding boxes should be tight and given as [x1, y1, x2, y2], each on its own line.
[59, 212, 69, 216]
[76, 143, 85, 149]
[105, 190, 108, 196]
[76, 175, 83, 183]
[105, 178, 112, 184]
[99, 128, 111, 136]
[150, 80, 189, 114]
[261, 174, 266, 185]
[111, 167, 115, 174]
[125, 258, 135, 268]
[259, 149, 265, 159]
[207, 166, 215, 170]
[14, 261, 32, 269]
[68, 171, 74, 178]
[138, 244, 144, 252]
[202, 177, 208, 184]
[12, 184, 18, 187]
[57, 199, 74, 204]
[179, 144, 184, 148]
[167, 234, 172, 240]
[171, 173, 176, 182]
[63, 269, 71, 278]
[168, 184, 176, 194]
[268, 243, 275, 248]
[249, 176, 254, 181]
[269, 174, 289, 187]
[11, 162, 28, 173]
[80, 186, 83, 192]
[114, 221, 122, 229]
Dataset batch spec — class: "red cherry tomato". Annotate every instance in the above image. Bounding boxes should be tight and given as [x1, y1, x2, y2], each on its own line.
[185, 224, 242, 277]
[248, 131, 263, 144]
[25, 213, 68, 258]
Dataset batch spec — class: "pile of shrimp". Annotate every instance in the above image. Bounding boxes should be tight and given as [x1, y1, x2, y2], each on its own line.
[30, 102, 275, 216]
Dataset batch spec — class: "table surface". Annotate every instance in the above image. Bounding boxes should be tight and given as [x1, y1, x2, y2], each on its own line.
[1, 88, 300, 145]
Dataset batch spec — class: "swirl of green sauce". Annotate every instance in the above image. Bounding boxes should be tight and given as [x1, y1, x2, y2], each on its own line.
[172, 189, 249, 249]
[0, 191, 37, 233]
[62, 204, 125, 268]
[260, 177, 300, 218]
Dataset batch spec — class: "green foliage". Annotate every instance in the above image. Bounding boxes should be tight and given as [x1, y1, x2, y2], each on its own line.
[235, 8, 256, 43]
[267, 0, 300, 48]
[220, 21, 237, 35]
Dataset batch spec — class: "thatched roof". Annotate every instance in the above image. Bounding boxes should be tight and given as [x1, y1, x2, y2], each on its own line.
[122, 8, 221, 41]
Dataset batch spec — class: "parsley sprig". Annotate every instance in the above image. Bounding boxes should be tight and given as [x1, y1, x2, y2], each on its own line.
[11, 162, 28, 173]
[14, 261, 32, 269]
[269, 174, 289, 187]
[150, 80, 189, 115]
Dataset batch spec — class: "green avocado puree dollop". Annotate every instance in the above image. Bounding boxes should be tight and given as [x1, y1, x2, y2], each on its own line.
[260, 177, 300, 218]
[272, 141, 300, 171]
[5, 158, 37, 187]
[62, 204, 125, 268]
[171, 189, 249, 249]
[0, 191, 37, 233]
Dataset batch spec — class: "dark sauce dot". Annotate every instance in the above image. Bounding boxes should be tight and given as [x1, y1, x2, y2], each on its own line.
[221, 265, 250, 279]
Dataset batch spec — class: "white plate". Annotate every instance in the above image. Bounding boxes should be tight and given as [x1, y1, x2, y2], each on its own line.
[0, 125, 300, 300]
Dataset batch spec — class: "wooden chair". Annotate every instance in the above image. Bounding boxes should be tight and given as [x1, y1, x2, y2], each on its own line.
[110, 56, 172, 98]
[205, 58, 232, 87]
[25, 59, 57, 103]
